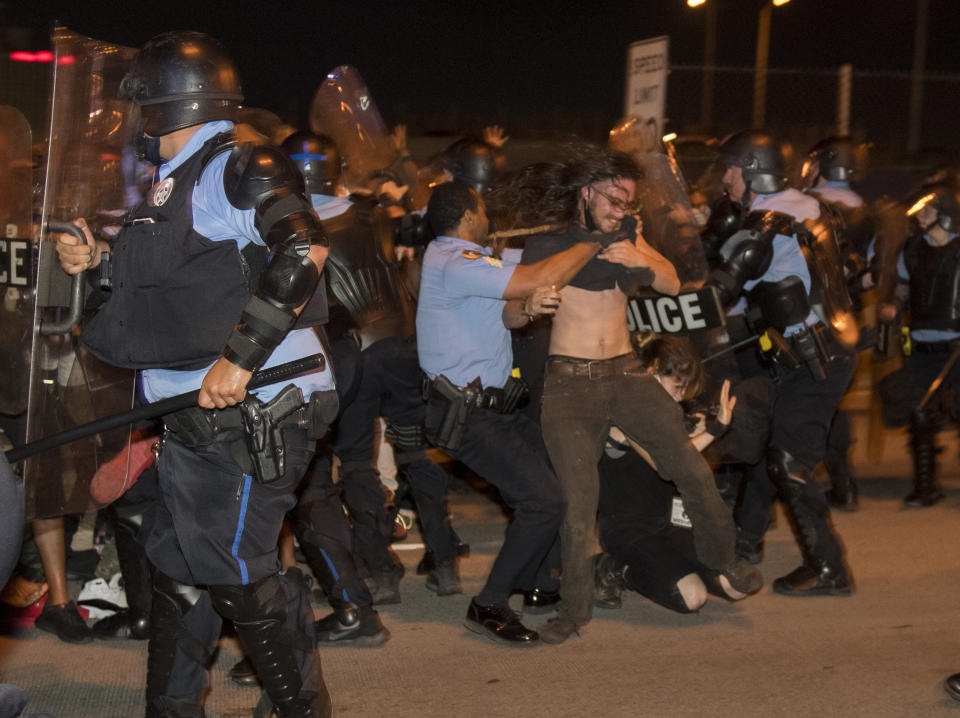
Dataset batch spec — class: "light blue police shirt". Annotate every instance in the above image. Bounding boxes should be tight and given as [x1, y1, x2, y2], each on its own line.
[310, 194, 353, 220]
[140, 121, 334, 402]
[727, 188, 820, 335]
[416, 236, 516, 389]
[810, 181, 864, 209]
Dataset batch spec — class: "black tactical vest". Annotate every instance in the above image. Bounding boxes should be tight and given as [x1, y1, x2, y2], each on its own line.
[82, 134, 265, 370]
[322, 199, 415, 350]
[903, 233, 960, 331]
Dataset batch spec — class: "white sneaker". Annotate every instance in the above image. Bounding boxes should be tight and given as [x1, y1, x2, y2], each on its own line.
[77, 572, 128, 619]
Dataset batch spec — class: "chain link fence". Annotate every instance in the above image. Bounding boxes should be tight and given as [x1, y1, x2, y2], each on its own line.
[667, 64, 960, 158]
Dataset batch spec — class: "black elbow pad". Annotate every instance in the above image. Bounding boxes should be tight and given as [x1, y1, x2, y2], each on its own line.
[222, 143, 329, 370]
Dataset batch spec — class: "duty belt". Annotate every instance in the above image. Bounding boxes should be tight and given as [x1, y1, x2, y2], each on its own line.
[546, 352, 639, 380]
[913, 340, 959, 354]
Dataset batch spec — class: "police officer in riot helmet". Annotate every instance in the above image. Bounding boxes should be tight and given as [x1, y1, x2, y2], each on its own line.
[282, 131, 343, 198]
[801, 136, 871, 512]
[879, 182, 960, 509]
[442, 137, 505, 196]
[712, 128, 858, 597]
[280, 129, 466, 610]
[56, 32, 334, 717]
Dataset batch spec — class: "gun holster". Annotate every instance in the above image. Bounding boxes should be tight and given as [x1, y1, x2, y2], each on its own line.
[425, 374, 471, 453]
[240, 384, 306, 483]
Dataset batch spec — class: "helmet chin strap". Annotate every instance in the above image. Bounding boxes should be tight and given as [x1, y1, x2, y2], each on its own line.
[740, 178, 752, 210]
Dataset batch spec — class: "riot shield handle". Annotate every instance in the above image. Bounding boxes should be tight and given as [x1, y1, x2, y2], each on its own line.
[38, 221, 86, 336]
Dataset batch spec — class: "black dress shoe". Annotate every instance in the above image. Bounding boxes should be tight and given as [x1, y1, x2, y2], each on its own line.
[945, 672, 960, 701]
[315, 605, 390, 647]
[521, 588, 560, 614]
[465, 599, 538, 644]
[229, 656, 259, 687]
[34, 601, 94, 644]
[772, 564, 853, 596]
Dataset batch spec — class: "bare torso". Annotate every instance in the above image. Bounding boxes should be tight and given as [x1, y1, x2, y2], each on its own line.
[548, 285, 632, 359]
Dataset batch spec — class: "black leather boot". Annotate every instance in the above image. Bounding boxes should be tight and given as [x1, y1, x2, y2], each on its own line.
[825, 411, 858, 512]
[904, 410, 944, 507]
[773, 476, 852, 597]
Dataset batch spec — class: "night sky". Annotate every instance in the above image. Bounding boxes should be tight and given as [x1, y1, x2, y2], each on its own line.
[4, 1, 960, 144]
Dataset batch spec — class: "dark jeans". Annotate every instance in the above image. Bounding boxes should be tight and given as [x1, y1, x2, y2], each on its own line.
[334, 336, 456, 572]
[426, 406, 563, 606]
[541, 364, 734, 627]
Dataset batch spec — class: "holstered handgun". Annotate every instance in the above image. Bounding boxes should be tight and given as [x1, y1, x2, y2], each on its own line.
[240, 384, 305, 483]
[427, 374, 471, 453]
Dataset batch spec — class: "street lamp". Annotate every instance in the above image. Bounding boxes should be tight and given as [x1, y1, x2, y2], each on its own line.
[754, 0, 791, 127]
[687, 0, 791, 130]
[687, 0, 717, 131]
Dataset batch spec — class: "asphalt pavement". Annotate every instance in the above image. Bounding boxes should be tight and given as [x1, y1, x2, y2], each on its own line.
[3, 381, 960, 717]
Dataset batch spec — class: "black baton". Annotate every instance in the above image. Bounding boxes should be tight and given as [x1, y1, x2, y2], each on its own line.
[5, 353, 326, 464]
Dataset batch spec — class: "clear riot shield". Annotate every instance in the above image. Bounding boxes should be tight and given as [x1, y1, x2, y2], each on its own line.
[0, 106, 35, 419]
[612, 122, 735, 412]
[634, 152, 709, 287]
[309, 66, 399, 192]
[24, 27, 139, 520]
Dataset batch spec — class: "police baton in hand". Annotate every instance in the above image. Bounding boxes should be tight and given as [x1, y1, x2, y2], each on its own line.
[5, 353, 326, 464]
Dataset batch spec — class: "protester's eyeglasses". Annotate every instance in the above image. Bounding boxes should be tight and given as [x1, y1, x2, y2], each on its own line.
[590, 186, 641, 214]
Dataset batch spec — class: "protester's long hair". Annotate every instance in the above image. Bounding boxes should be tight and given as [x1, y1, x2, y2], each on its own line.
[486, 143, 642, 233]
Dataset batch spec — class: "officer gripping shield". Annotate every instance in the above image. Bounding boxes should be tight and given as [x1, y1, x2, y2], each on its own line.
[22, 27, 139, 520]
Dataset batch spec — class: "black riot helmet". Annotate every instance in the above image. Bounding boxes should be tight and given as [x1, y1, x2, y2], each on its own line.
[720, 129, 787, 195]
[805, 136, 857, 183]
[118, 31, 243, 137]
[281, 131, 342, 196]
[907, 181, 960, 233]
[443, 137, 505, 195]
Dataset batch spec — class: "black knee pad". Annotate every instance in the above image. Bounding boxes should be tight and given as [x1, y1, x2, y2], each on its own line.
[208, 574, 287, 625]
[765, 446, 808, 488]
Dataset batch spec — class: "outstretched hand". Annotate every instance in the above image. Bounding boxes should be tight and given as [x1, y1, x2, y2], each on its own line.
[716, 379, 737, 426]
[482, 125, 509, 148]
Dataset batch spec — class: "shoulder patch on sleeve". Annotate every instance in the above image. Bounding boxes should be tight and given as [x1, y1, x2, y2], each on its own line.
[462, 250, 483, 259]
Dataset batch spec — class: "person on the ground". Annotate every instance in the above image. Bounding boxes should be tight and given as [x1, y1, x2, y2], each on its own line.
[594, 335, 752, 614]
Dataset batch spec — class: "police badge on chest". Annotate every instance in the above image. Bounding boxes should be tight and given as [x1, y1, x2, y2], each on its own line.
[148, 177, 175, 207]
